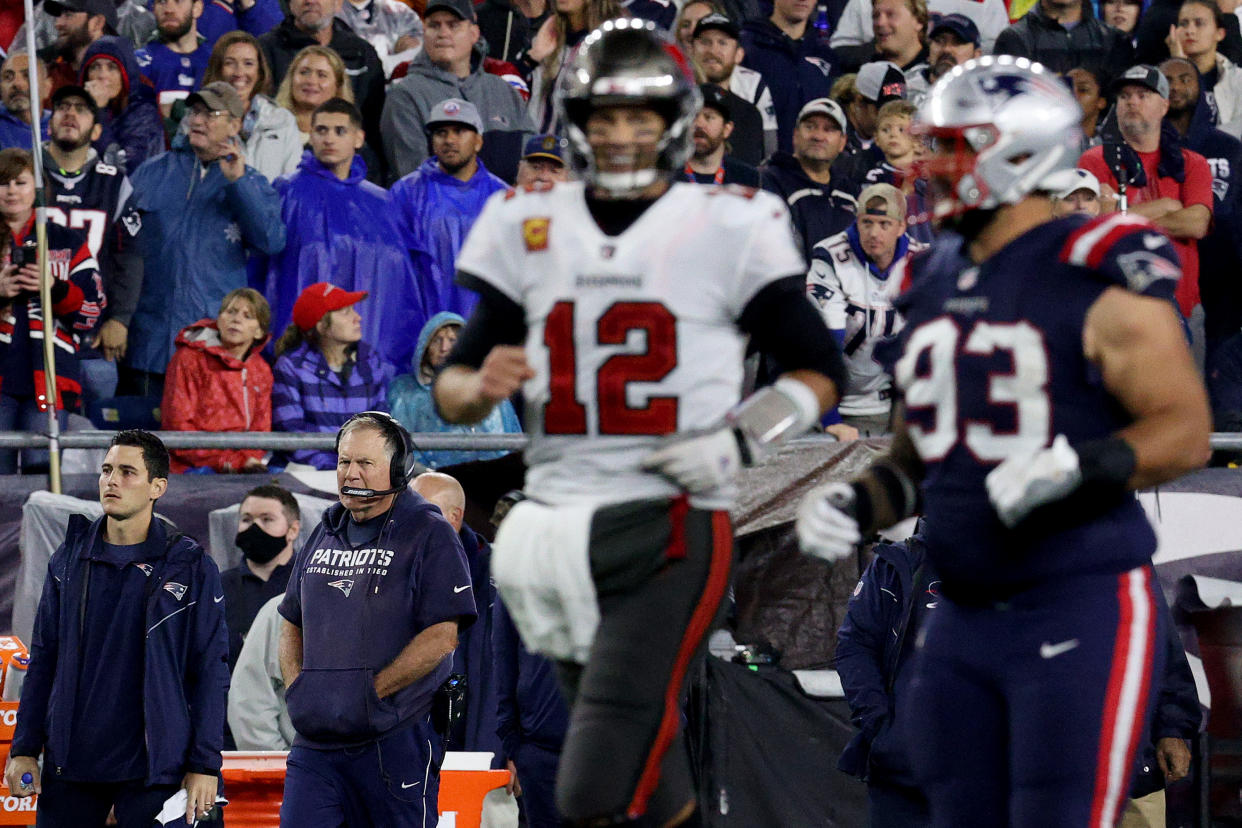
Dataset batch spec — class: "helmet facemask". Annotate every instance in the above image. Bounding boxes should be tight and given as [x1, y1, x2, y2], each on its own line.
[914, 56, 1085, 230]
[555, 19, 701, 200]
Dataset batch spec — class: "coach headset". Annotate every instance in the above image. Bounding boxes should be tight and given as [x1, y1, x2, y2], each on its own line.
[335, 411, 418, 499]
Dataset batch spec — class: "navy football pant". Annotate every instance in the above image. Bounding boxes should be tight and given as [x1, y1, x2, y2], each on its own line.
[36, 776, 179, 828]
[907, 565, 1164, 828]
[554, 498, 732, 826]
[279, 719, 443, 827]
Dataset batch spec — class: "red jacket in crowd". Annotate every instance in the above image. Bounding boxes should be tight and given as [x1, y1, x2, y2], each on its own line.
[160, 319, 273, 473]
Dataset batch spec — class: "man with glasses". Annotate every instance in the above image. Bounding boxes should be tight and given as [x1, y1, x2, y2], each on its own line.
[121, 80, 284, 397]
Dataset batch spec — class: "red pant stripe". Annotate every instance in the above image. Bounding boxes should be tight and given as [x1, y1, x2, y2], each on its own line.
[1089, 566, 1156, 828]
[626, 509, 732, 818]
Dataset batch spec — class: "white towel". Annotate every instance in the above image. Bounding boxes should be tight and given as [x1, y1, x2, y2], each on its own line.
[492, 500, 599, 664]
[155, 790, 229, 826]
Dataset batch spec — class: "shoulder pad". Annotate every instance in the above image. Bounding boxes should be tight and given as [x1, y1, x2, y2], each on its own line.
[1059, 213, 1180, 298]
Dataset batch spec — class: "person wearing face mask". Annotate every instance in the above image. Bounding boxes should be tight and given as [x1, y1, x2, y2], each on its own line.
[220, 484, 302, 673]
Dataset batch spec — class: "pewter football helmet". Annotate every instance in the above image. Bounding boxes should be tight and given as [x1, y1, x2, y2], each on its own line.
[916, 55, 1083, 221]
[555, 18, 701, 197]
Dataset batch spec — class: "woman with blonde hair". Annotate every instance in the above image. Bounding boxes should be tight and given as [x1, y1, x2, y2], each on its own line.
[526, 0, 626, 133]
[275, 45, 354, 142]
[203, 31, 303, 182]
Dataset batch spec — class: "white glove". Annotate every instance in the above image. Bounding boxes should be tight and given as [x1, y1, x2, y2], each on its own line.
[640, 428, 743, 493]
[795, 482, 862, 562]
[985, 434, 1083, 528]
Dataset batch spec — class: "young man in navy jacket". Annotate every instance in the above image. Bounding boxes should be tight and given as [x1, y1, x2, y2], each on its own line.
[277, 412, 477, 827]
[5, 430, 229, 827]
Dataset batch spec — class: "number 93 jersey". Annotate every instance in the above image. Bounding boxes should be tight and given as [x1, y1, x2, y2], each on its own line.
[887, 213, 1181, 593]
[456, 181, 806, 508]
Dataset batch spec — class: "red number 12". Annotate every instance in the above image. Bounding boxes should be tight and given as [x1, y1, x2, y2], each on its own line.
[543, 300, 679, 435]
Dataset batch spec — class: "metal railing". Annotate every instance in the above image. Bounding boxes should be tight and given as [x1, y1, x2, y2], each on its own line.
[2, 430, 1242, 452]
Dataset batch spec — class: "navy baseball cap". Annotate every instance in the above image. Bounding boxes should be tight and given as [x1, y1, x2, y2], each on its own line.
[700, 84, 732, 121]
[929, 13, 980, 47]
[424, 0, 476, 20]
[522, 133, 567, 164]
[45, 0, 117, 32]
[1113, 64, 1169, 99]
[50, 84, 99, 118]
[693, 12, 740, 40]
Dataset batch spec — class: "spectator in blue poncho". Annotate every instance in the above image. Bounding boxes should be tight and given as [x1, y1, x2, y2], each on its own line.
[390, 97, 507, 321]
[262, 97, 425, 369]
[389, 311, 520, 468]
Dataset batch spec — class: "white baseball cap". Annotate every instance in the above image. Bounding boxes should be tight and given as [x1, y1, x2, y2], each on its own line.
[1056, 168, 1101, 200]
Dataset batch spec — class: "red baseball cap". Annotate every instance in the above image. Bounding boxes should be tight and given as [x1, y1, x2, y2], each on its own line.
[292, 282, 367, 332]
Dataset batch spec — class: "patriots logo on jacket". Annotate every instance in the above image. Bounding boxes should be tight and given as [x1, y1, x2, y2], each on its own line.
[329, 579, 355, 598]
[804, 57, 832, 77]
[133, 563, 154, 577]
[809, 282, 835, 304]
[163, 581, 187, 601]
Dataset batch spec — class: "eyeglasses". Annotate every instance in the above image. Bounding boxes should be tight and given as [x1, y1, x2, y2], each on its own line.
[53, 101, 92, 114]
[187, 104, 230, 120]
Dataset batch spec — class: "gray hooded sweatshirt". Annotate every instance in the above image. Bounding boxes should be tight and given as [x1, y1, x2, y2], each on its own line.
[380, 46, 534, 183]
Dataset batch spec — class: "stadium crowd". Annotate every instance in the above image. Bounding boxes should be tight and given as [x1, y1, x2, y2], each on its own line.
[0, 0, 1239, 472]
[0, 0, 1223, 824]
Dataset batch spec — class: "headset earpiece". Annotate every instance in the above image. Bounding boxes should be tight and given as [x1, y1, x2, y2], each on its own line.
[336, 411, 415, 494]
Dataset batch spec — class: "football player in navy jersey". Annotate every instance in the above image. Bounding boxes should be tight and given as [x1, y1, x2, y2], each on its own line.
[796, 56, 1212, 827]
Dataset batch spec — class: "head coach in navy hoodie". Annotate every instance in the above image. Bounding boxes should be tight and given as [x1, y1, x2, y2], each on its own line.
[5, 430, 230, 827]
[276, 411, 477, 827]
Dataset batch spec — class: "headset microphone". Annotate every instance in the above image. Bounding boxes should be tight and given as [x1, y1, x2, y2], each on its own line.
[335, 411, 418, 500]
[339, 483, 406, 499]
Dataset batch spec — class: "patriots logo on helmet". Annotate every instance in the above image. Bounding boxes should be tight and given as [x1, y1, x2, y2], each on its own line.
[329, 579, 355, 598]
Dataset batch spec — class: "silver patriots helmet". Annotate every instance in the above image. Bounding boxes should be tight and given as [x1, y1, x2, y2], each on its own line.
[555, 18, 701, 198]
[915, 55, 1083, 222]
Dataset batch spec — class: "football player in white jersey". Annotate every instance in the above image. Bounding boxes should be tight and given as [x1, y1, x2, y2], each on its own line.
[807, 182, 928, 436]
[434, 19, 847, 827]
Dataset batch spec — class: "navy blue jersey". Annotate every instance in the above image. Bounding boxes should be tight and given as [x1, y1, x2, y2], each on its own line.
[889, 212, 1181, 594]
[135, 41, 211, 111]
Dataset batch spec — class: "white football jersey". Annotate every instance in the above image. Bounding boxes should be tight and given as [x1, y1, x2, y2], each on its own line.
[456, 181, 805, 508]
[806, 229, 925, 417]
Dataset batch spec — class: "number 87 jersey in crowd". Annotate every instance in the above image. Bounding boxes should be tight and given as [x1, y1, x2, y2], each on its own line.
[454, 179, 806, 509]
[884, 209, 1185, 591]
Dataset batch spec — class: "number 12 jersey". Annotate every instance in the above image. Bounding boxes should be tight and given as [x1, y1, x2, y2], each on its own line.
[456, 181, 806, 508]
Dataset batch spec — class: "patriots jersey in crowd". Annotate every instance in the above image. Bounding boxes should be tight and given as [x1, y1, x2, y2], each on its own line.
[44, 148, 142, 304]
[136, 40, 211, 110]
[807, 225, 926, 417]
[455, 182, 804, 510]
[45, 151, 137, 257]
[887, 212, 1180, 594]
